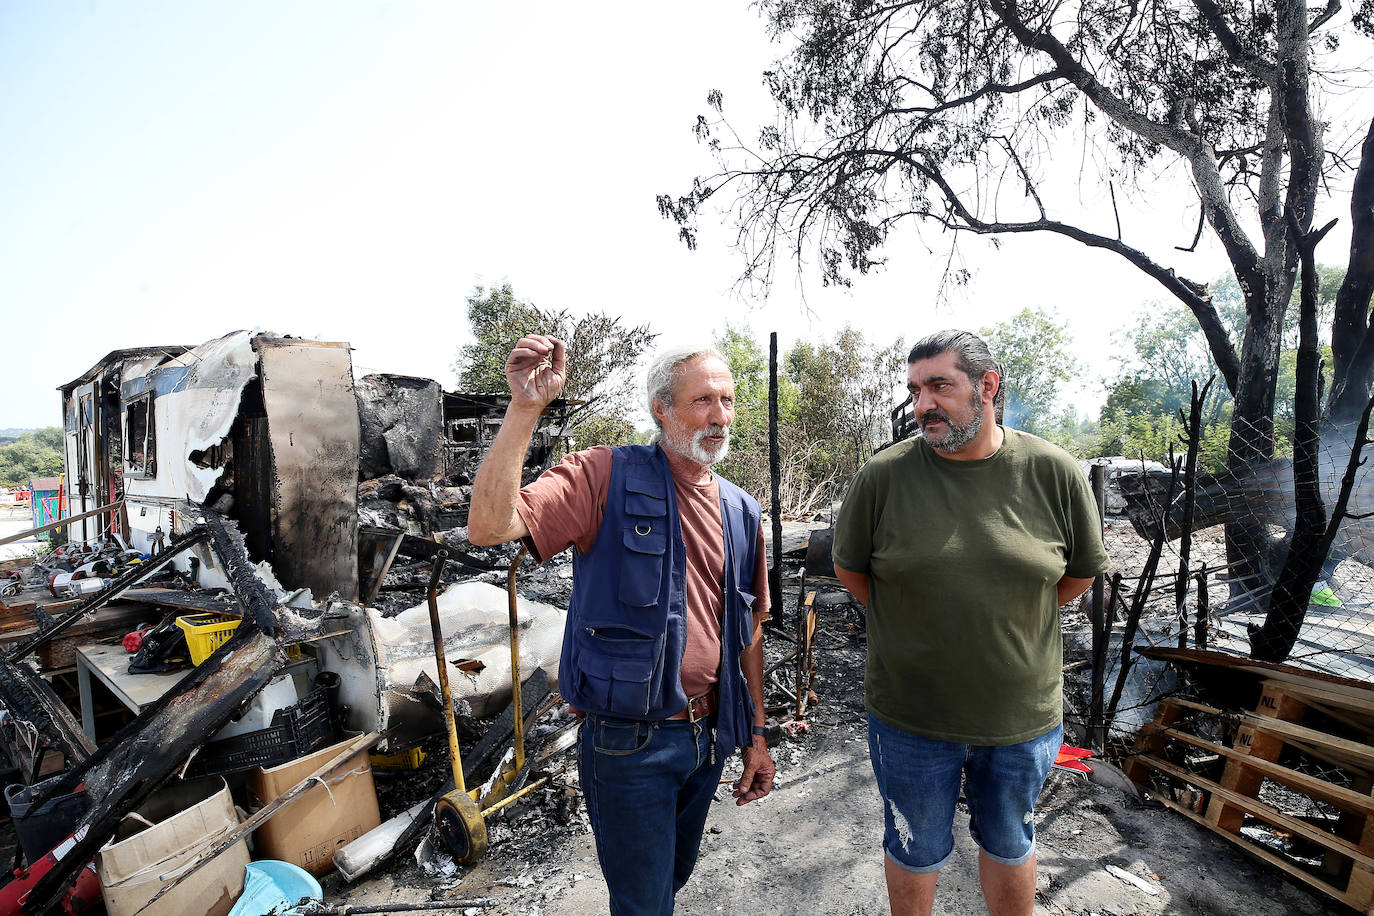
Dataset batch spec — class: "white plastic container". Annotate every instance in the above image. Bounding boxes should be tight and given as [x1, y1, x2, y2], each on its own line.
[213, 674, 299, 741]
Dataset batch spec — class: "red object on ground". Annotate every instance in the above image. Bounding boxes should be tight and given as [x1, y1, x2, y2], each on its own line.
[0, 852, 102, 914]
[122, 624, 152, 654]
[1054, 743, 1095, 774]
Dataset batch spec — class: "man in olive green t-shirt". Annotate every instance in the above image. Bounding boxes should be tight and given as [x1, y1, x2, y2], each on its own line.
[833, 329, 1109, 916]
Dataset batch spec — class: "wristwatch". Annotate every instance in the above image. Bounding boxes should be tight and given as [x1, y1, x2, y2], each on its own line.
[751, 725, 767, 737]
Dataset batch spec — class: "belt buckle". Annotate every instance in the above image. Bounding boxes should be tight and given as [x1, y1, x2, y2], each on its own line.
[686, 693, 710, 723]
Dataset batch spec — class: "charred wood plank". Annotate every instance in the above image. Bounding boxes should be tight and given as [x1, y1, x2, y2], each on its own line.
[25, 627, 284, 914]
[0, 658, 94, 781]
[24, 509, 293, 914]
[4, 526, 210, 664]
[202, 507, 280, 636]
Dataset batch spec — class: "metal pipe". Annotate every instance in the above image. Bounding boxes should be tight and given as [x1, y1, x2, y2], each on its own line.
[6, 525, 209, 663]
[481, 774, 549, 816]
[305, 900, 497, 914]
[1088, 463, 1106, 750]
[768, 331, 783, 625]
[0, 498, 124, 547]
[427, 550, 466, 795]
[794, 568, 808, 719]
[507, 545, 528, 772]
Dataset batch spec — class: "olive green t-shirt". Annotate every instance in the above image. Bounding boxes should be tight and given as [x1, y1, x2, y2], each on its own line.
[832, 427, 1109, 744]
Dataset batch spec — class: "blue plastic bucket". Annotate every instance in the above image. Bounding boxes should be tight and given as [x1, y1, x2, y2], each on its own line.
[227, 860, 322, 916]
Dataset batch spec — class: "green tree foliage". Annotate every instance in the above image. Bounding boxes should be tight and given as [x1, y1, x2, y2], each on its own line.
[713, 325, 796, 507]
[978, 308, 1078, 435]
[662, 0, 1374, 658]
[713, 325, 904, 517]
[453, 283, 657, 448]
[0, 428, 65, 488]
[662, 0, 1368, 470]
[1097, 266, 1344, 467]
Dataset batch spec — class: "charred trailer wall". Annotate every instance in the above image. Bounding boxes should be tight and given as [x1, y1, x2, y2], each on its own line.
[355, 374, 445, 481]
[255, 338, 361, 601]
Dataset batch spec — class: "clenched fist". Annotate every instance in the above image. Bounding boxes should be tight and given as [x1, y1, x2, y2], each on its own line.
[505, 336, 566, 411]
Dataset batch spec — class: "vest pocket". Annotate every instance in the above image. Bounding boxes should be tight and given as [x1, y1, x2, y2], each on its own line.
[579, 626, 660, 716]
[737, 589, 758, 645]
[619, 525, 666, 606]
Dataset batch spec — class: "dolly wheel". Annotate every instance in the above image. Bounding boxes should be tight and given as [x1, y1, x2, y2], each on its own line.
[436, 790, 488, 863]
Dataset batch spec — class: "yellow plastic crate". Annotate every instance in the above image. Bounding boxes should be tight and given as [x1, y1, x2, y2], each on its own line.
[175, 613, 302, 665]
[176, 613, 241, 665]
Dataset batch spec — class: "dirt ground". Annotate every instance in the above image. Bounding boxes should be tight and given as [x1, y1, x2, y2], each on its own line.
[328, 520, 1345, 916]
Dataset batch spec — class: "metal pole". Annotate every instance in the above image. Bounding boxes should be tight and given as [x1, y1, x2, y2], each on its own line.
[0, 499, 124, 547]
[1088, 463, 1106, 750]
[507, 545, 528, 772]
[768, 332, 784, 621]
[427, 550, 466, 796]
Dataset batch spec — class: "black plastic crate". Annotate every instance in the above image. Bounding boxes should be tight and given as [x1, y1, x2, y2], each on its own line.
[187, 687, 335, 778]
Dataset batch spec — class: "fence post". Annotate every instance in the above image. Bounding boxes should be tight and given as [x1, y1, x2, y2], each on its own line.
[768, 332, 784, 625]
[1089, 463, 1106, 750]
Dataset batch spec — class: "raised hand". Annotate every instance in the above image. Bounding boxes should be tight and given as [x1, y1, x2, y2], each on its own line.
[504, 335, 566, 410]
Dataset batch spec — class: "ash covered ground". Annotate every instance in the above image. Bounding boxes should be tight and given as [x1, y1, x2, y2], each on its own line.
[332, 520, 1341, 915]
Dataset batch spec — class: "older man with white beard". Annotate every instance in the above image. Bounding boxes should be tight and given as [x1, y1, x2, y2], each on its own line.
[468, 337, 775, 916]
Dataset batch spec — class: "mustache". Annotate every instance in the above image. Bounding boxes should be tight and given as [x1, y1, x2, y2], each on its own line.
[919, 411, 950, 426]
[698, 424, 729, 437]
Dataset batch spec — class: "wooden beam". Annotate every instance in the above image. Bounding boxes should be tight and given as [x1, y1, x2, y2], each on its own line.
[1245, 713, 1374, 770]
[1156, 726, 1374, 816]
[0, 500, 123, 547]
[1150, 791, 1369, 911]
[1139, 754, 1374, 868]
[1207, 683, 1308, 832]
[1265, 678, 1374, 719]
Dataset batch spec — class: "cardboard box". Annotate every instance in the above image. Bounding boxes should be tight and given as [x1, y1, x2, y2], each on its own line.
[96, 777, 248, 916]
[246, 737, 381, 876]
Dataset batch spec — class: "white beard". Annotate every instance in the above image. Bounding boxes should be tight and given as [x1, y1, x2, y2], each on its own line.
[664, 422, 730, 466]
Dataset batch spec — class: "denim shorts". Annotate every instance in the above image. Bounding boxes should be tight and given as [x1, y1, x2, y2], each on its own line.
[867, 713, 1061, 872]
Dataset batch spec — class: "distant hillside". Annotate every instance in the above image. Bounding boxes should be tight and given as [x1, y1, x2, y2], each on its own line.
[0, 429, 37, 441]
[0, 428, 64, 487]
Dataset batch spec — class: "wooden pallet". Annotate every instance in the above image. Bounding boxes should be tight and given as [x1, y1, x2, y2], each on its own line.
[1127, 660, 1374, 913]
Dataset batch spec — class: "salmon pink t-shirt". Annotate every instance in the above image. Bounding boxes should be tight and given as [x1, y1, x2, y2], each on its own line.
[515, 446, 769, 701]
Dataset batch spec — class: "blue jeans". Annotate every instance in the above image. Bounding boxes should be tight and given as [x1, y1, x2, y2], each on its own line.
[868, 714, 1061, 872]
[579, 714, 725, 915]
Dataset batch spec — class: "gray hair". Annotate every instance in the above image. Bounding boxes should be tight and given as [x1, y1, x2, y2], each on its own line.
[645, 343, 726, 430]
[908, 329, 1005, 418]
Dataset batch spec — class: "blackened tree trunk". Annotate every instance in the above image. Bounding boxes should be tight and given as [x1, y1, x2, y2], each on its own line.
[1328, 120, 1374, 425]
[1249, 218, 1336, 660]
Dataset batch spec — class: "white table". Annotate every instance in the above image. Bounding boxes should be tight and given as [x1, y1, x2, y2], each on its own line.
[74, 642, 183, 741]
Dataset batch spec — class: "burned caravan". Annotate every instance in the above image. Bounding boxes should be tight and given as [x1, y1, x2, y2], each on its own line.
[54, 329, 569, 740]
[59, 332, 362, 599]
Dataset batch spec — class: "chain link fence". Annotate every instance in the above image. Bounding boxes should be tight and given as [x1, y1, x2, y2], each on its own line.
[1065, 410, 1374, 748]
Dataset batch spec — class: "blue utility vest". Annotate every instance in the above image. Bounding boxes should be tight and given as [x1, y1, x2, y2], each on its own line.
[559, 444, 762, 759]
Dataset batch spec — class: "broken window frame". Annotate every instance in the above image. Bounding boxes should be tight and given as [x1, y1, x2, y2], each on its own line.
[124, 393, 157, 479]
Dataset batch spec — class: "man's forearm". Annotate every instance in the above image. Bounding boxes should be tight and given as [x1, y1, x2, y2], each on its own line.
[833, 564, 870, 606]
[468, 405, 542, 545]
[742, 618, 767, 727]
[1057, 575, 1096, 607]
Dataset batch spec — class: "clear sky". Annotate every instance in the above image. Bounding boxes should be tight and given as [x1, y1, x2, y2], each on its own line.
[1, 2, 1366, 430]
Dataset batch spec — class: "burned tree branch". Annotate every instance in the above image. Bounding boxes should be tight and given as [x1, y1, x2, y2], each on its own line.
[1194, 567, 1210, 650]
[1108, 464, 1176, 727]
[1328, 118, 1374, 423]
[1175, 376, 1215, 647]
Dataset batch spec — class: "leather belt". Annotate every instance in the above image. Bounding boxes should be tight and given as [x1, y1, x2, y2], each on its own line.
[669, 691, 717, 722]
